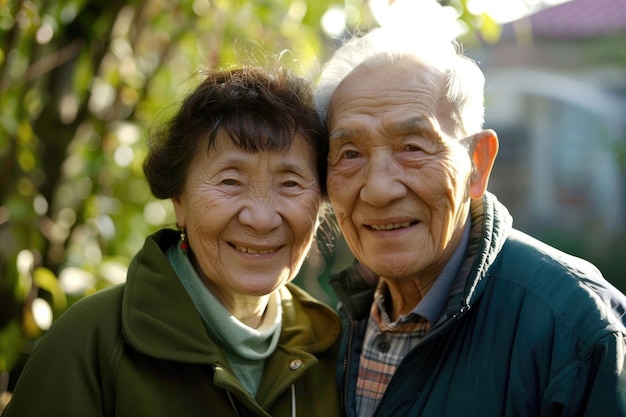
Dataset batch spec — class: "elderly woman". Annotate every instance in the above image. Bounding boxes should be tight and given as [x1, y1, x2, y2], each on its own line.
[2, 67, 340, 417]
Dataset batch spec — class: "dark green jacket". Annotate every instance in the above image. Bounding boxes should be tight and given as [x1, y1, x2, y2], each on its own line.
[331, 193, 626, 417]
[3, 229, 341, 417]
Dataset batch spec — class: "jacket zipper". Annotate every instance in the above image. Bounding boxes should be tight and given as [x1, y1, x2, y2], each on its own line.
[396, 304, 471, 360]
[227, 391, 240, 416]
[369, 304, 471, 417]
[341, 316, 356, 417]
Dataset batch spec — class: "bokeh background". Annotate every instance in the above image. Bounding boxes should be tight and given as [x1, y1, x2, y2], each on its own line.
[1, 0, 624, 407]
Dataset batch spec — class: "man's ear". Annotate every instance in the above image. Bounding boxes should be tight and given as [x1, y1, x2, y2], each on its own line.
[469, 129, 499, 200]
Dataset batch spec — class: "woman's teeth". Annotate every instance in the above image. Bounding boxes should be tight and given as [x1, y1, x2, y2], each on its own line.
[234, 244, 275, 254]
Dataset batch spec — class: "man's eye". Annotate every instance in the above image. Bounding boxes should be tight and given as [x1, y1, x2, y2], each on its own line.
[405, 144, 422, 152]
[283, 180, 298, 187]
[343, 150, 359, 159]
[222, 179, 238, 186]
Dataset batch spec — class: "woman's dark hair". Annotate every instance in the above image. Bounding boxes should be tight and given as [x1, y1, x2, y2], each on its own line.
[143, 66, 328, 199]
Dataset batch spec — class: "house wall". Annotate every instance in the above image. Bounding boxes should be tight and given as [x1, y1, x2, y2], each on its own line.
[467, 36, 626, 289]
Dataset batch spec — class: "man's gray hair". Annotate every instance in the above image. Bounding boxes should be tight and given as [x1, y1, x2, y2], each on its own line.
[315, 24, 487, 137]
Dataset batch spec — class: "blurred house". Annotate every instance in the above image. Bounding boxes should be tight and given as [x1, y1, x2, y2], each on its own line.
[469, 0, 626, 283]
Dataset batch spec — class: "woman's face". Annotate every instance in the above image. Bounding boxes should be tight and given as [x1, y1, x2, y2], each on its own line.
[173, 130, 321, 301]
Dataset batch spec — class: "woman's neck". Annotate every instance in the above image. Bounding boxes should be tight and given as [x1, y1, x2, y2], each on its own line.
[200, 275, 270, 328]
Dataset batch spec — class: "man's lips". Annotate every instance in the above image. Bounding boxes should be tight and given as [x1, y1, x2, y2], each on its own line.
[366, 221, 417, 231]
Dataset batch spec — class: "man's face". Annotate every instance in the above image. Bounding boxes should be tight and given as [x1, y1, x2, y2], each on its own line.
[326, 58, 475, 282]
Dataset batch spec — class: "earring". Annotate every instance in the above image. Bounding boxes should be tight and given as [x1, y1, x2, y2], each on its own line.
[180, 228, 189, 253]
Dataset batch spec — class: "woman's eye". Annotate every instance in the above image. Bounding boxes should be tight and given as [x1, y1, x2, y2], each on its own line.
[222, 178, 238, 186]
[283, 180, 298, 187]
[343, 149, 359, 159]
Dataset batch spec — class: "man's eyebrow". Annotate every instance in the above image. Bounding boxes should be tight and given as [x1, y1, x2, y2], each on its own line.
[389, 117, 441, 144]
[329, 129, 356, 141]
[388, 117, 433, 134]
[329, 117, 438, 141]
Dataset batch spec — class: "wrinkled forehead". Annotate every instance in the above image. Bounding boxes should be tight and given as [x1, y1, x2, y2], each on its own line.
[332, 57, 445, 104]
[328, 57, 452, 127]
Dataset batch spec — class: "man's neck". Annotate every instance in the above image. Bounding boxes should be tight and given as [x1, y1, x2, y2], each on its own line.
[382, 275, 438, 322]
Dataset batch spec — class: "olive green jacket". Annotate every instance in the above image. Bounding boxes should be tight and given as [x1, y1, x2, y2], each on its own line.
[3, 229, 341, 417]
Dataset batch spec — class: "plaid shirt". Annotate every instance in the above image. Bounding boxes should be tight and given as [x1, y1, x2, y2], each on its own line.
[355, 217, 478, 417]
[355, 289, 430, 417]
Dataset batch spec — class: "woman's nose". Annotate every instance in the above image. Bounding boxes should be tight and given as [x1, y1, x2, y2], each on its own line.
[238, 198, 282, 232]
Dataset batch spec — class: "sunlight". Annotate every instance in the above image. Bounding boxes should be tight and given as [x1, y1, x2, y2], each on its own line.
[467, 0, 572, 23]
[321, 5, 346, 38]
[369, 0, 464, 38]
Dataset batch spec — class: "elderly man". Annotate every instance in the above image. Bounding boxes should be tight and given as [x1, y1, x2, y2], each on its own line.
[315, 22, 626, 417]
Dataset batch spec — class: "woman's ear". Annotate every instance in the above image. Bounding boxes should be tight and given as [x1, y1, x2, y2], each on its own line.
[469, 129, 499, 200]
[172, 197, 186, 228]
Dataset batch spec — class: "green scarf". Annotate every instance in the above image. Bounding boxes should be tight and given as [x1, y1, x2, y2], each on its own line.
[166, 242, 282, 396]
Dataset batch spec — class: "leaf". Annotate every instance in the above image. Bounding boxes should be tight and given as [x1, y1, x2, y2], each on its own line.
[478, 12, 502, 44]
[0, 321, 22, 372]
[32, 267, 67, 314]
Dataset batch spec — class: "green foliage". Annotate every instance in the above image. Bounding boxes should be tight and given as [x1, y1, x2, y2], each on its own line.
[0, 0, 482, 400]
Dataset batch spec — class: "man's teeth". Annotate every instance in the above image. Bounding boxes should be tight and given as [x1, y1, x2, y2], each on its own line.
[370, 222, 411, 231]
[234, 245, 275, 254]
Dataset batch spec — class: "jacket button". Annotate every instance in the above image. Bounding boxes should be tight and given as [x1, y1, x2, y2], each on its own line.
[289, 359, 303, 370]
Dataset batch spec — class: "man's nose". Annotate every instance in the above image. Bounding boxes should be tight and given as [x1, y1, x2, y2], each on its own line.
[359, 154, 407, 207]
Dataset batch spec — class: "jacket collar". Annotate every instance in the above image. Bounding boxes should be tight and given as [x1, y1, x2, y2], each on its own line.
[461, 192, 512, 308]
[122, 229, 219, 363]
